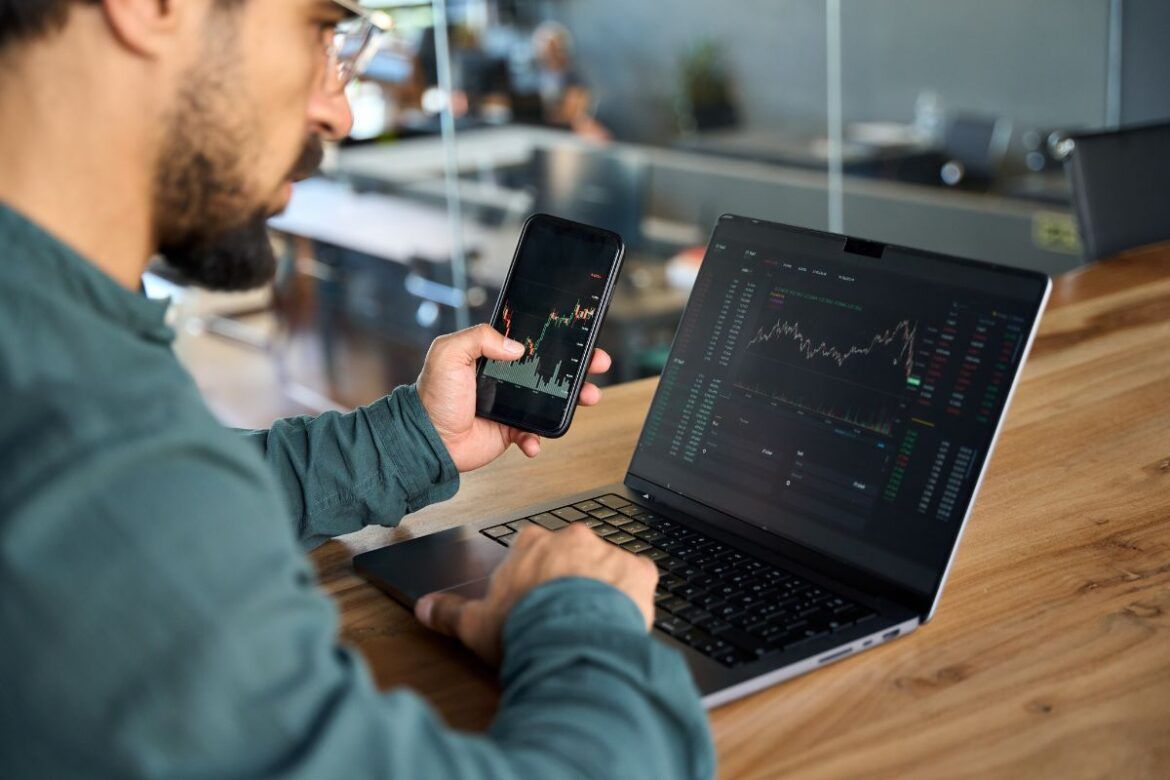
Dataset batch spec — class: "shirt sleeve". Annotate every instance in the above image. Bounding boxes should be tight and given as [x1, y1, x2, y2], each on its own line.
[0, 421, 715, 779]
[237, 384, 460, 549]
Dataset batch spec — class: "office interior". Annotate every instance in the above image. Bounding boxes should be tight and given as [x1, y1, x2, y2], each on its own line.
[165, 0, 1170, 428]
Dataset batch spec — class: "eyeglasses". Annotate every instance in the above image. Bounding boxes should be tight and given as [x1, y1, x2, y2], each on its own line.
[325, 0, 394, 93]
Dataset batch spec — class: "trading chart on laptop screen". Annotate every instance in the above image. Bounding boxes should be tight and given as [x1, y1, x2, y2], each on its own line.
[630, 217, 1046, 593]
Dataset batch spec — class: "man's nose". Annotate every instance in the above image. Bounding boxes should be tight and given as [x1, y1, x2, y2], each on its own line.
[308, 86, 354, 142]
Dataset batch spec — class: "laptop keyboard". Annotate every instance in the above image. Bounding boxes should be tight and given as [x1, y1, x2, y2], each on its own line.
[480, 494, 876, 668]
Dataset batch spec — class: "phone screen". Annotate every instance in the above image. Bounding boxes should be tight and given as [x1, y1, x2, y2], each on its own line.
[476, 214, 624, 436]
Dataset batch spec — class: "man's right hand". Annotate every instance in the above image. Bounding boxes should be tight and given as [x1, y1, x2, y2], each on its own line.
[415, 523, 658, 667]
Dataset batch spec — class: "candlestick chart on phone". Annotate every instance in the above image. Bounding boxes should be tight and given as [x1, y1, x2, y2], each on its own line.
[482, 271, 607, 399]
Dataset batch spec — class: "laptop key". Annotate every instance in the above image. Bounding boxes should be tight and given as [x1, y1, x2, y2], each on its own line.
[717, 626, 771, 656]
[573, 500, 602, 512]
[588, 507, 619, 519]
[698, 617, 732, 635]
[639, 548, 668, 562]
[552, 507, 588, 522]
[623, 540, 652, 554]
[622, 521, 649, 534]
[482, 525, 512, 539]
[530, 513, 568, 531]
[676, 606, 712, 624]
[507, 518, 538, 532]
[653, 610, 691, 636]
[659, 574, 685, 591]
[617, 505, 644, 517]
[680, 628, 723, 654]
[606, 532, 636, 545]
[598, 494, 632, 509]
[592, 523, 620, 538]
[608, 514, 635, 528]
[660, 596, 691, 613]
[497, 532, 517, 547]
[694, 591, 726, 609]
[675, 584, 707, 600]
[576, 516, 603, 528]
[713, 647, 752, 668]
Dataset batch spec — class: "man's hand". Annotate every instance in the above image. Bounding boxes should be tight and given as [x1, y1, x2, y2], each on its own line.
[415, 524, 658, 666]
[416, 324, 611, 473]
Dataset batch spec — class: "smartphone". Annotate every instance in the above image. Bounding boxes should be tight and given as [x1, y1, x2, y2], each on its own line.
[475, 213, 625, 437]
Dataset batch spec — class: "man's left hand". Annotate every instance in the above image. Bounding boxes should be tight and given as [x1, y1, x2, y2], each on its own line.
[416, 324, 612, 473]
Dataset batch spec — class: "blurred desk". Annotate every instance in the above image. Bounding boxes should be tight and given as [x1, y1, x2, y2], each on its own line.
[310, 240, 1170, 776]
[268, 177, 495, 272]
[336, 125, 573, 187]
[674, 127, 925, 171]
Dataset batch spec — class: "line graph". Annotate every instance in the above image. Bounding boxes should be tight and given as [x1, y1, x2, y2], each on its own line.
[747, 317, 917, 380]
[734, 287, 919, 438]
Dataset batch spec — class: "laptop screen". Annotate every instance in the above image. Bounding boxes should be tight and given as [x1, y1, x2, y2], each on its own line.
[628, 216, 1049, 595]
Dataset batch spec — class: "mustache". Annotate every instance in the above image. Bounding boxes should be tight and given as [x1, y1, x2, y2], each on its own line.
[290, 136, 325, 181]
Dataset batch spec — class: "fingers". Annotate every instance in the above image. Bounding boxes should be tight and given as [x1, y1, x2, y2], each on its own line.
[440, 323, 526, 365]
[415, 591, 470, 637]
[577, 382, 602, 406]
[515, 432, 541, 458]
[586, 348, 612, 375]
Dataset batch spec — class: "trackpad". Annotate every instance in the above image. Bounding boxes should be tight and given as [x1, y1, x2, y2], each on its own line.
[353, 526, 507, 608]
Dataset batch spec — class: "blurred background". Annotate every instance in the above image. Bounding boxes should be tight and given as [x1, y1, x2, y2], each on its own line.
[166, 0, 1170, 428]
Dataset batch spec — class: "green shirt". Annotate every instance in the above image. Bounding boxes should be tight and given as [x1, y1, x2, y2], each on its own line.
[0, 203, 714, 778]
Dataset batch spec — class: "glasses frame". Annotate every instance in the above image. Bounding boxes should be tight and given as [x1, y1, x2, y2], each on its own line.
[325, 0, 394, 93]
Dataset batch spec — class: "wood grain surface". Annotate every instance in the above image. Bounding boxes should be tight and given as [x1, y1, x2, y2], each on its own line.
[311, 242, 1170, 778]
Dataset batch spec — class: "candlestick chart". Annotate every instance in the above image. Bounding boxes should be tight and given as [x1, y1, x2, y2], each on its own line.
[482, 280, 599, 399]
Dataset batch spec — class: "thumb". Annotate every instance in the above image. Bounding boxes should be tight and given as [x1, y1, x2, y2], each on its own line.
[449, 323, 526, 363]
[416, 591, 471, 637]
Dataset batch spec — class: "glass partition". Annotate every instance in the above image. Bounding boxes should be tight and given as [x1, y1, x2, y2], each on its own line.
[266, 0, 1164, 411]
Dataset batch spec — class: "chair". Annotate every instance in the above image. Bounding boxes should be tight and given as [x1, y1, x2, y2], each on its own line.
[1064, 121, 1170, 262]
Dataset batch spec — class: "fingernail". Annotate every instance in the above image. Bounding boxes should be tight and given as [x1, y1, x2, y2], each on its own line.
[416, 596, 433, 625]
[504, 338, 525, 355]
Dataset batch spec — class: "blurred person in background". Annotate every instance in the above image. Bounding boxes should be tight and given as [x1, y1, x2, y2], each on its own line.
[530, 20, 611, 142]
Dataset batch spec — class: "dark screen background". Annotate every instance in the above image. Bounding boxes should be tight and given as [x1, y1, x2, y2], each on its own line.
[477, 216, 620, 432]
[630, 217, 1047, 594]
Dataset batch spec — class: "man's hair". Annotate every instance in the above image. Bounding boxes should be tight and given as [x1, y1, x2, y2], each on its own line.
[0, 0, 86, 48]
[0, 0, 241, 50]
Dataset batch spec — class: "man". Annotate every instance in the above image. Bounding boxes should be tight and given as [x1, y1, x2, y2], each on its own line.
[0, 0, 714, 776]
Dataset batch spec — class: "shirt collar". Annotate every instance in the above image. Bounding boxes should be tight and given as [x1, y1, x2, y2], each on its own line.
[0, 202, 175, 344]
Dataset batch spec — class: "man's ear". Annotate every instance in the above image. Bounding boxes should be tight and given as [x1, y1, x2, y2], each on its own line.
[101, 0, 192, 57]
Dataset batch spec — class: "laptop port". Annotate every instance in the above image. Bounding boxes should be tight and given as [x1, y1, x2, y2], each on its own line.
[883, 629, 901, 640]
[817, 647, 854, 664]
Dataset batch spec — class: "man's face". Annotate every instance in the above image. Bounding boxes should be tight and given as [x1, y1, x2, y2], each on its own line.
[155, 0, 353, 290]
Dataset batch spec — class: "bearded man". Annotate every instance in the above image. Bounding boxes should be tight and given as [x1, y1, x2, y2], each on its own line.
[0, 1, 713, 776]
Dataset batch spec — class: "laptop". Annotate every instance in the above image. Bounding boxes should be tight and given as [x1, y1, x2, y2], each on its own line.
[355, 215, 1051, 707]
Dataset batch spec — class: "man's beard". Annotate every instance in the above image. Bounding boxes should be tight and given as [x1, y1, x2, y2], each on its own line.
[155, 139, 324, 291]
[152, 46, 324, 291]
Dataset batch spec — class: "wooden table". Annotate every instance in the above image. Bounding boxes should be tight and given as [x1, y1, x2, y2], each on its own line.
[311, 242, 1170, 778]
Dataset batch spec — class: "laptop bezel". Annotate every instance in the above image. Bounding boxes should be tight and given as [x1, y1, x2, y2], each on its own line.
[623, 214, 1052, 618]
